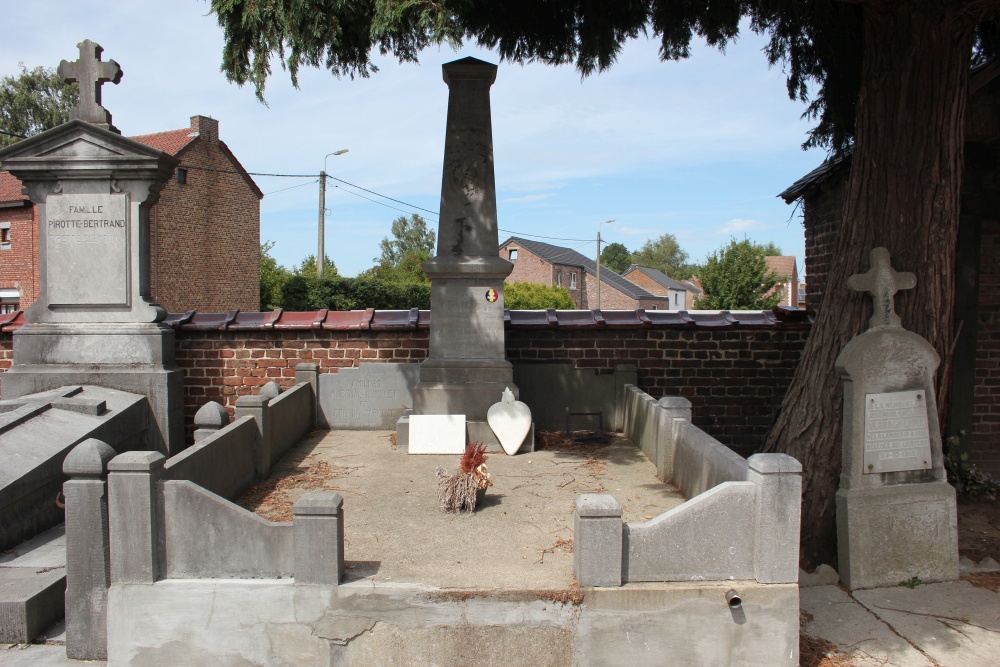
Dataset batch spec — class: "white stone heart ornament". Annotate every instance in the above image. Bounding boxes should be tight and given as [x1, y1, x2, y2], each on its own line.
[487, 387, 532, 456]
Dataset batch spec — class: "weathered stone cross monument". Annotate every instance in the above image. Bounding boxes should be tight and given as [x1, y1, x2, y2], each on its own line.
[835, 247, 958, 589]
[0, 40, 183, 453]
[58, 39, 122, 130]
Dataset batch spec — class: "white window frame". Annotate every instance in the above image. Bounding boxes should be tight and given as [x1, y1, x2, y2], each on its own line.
[0, 222, 10, 249]
[569, 272, 577, 290]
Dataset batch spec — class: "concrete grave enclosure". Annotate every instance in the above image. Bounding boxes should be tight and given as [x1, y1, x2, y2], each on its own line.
[0, 42, 819, 666]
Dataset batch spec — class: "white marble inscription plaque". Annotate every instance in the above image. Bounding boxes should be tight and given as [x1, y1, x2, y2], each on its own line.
[408, 414, 466, 454]
[46, 193, 129, 306]
[863, 390, 932, 474]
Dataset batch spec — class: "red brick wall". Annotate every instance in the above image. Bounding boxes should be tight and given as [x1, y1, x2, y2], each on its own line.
[974, 218, 1000, 473]
[0, 204, 38, 308]
[802, 177, 848, 311]
[0, 317, 809, 456]
[151, 117, 260, 312]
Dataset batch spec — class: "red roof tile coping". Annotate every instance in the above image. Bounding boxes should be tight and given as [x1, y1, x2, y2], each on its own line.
[0, 309, 811, 333]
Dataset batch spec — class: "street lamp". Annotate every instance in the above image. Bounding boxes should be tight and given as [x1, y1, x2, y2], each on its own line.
[318, 149, 349, 277]
[595, 219, 615, 309]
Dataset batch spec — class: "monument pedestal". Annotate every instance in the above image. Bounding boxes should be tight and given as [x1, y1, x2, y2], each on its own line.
[2, 323, 183, 454]
[837, 482, 958, 590]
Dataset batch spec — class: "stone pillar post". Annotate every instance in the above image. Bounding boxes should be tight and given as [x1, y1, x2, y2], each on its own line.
[193, 401, 229, 443]
[235, 394, 271, 479]
[63, 438, 117, 660]
[293, 493, 345, 584]
[747, 453, 802, 584]
[295, 362, 319, 428]
[108, 451, 164, 583]
[613, 364, 638, 431]
[656, 397, 692, 481]
[574, 494, 623, 587]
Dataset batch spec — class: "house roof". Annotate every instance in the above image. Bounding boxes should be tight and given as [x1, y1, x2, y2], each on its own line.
[502, 236, 667, 302]
[765, 256, 797, 279]
[1, 120, 263, 203]
[0, 171, 27, 204]
[679, 279, 703, 296]
[778, 152, 851, 203]
[130, 127, 198, 155]
[621, 265, 689, 292]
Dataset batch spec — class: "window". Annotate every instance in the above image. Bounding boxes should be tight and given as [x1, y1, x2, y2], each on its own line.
[177, 168, 187, 185]
[569, 272, 577, 290]
[0, 222, 10, 249]
[557, 273, 562, 287]
[508, 248, 518, 261]
[674, 292, 680, 307]
[0, 288, 19, 313]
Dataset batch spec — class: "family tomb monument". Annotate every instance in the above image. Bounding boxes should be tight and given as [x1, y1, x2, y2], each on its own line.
[0, 40, 183, 453]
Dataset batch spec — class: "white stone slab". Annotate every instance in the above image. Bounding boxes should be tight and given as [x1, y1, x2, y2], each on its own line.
[47, 193, 129, 306]
[863, 390, 932, 474]
[408, 415, 466, 454]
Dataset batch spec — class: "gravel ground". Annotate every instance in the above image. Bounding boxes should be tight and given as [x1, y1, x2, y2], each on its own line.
[238, 429, 685, 590]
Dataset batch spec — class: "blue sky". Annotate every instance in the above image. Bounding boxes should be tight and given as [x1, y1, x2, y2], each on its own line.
[2, 1, 826, 279]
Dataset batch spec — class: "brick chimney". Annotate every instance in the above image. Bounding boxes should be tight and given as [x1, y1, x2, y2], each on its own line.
[189, 115, 219, 142]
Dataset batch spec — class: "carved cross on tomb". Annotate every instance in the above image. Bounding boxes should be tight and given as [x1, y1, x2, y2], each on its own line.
[846, 247, 916, 329]
[58, 39, 122, 130]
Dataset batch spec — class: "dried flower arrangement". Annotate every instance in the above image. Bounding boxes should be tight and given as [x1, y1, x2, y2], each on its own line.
[436, 441, 494, 512]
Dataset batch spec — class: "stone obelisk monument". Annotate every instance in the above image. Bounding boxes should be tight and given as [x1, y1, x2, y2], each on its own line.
[410, 57, 519, 446]
[0, 40, 183, 453]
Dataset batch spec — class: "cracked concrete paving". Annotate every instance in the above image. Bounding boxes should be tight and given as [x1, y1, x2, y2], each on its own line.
[801, 581, 1000, 667]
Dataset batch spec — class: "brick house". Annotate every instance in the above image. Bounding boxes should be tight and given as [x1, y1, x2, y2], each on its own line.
[620, 265, 690, 309]
[0, 115, 262, 313]
[764, 256, 800, 308]
[500, 236, 669, 310]
[777, 60, 1000, 474]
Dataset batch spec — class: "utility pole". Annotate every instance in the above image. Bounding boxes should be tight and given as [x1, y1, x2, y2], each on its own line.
[317, 171, 327, 277]
[318, 149, 349, 277]
[596, 219, 615, 309]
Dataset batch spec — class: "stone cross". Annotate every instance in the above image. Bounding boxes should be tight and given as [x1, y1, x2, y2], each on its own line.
[846, 247, 916, 328]
[58, 39, 122, 129]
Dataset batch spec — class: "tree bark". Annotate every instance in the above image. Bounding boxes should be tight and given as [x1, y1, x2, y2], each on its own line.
[763, 1, 976, 569]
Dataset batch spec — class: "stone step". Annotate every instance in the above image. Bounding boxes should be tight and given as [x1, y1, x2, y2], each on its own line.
[0, 525, 66, 644]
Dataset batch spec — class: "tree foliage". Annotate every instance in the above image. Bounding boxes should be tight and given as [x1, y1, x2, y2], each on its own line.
[260, 241, 291, 310]
[377, 214, 435, 266]
[600, 242, 631, 274]
[694, 239, 782, 310]
[294, 253, 337, 279]
[365, 214, 435, 283]
[281, 274, 430, 311]
[0, 64, 78, 148]
[504, 281, 575, 310]
[630, 234, 691, 279]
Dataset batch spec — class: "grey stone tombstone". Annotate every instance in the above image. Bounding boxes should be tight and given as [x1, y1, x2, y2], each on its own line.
[835, 247, 959, 590]
[408, 57, 522, 449]
[0, 40, 183, 453]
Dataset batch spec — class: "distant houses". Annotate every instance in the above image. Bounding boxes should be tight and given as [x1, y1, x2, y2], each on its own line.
[621, 265, 699, 309]
[500, 237, 669, 310]
[500, 236, 803, 311]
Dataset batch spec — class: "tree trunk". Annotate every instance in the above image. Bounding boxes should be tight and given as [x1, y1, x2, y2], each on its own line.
[762, 1, 976, 569]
